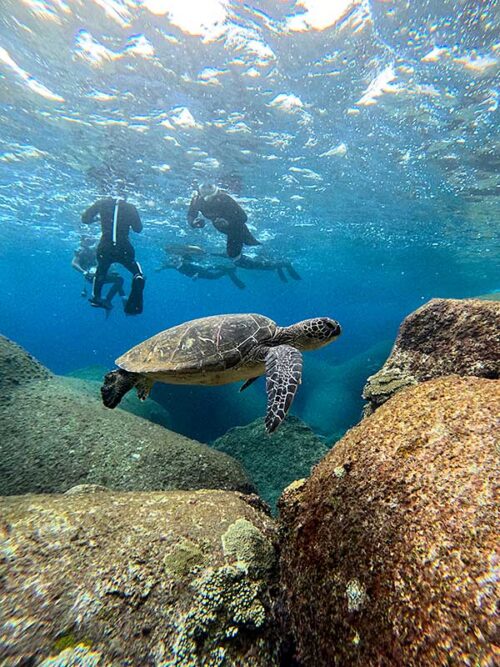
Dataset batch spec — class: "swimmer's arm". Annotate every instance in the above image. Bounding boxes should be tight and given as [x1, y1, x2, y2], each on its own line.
[81, 200, 102, 224]
[187, 192, 201, 226]
[71, 253, 86, 274]
[130, 206, 143, 233]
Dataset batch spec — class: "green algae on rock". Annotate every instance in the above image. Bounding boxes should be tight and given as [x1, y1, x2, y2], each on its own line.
[64, 375, 173, 429]
[279, 376, 500, 667]
[363, 298, 500, 414]
[212, 416, 329, 510]
[222, 518, 275, 576]
[1, 490, 279, 667]
[0, 334, 51, 392]
[0, 336, 255, 496]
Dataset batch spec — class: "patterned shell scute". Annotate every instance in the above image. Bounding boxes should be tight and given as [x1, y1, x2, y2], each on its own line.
[116, 314, 276, 374]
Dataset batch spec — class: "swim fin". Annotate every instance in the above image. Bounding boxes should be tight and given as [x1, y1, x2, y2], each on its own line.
[227, 269, 246, 290]
[243, 227, 261, 246]
[124, 275, 145, 316]
[277, 267, 289, 283]
[286, 265, 302, 280]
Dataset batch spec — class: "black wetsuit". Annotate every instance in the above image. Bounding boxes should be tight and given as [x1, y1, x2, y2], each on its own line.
[158, 257, 245, 289]
[187, 190, 260, 258]
[234, 255, 301, 282]
[81, 198, 143, 301]
[73, 245, 125, 302]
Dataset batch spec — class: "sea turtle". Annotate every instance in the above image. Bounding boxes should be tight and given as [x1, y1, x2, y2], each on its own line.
[101, 313, 341, 433]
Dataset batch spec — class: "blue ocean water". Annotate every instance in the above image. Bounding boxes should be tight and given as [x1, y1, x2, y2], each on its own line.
[0, 0, 498, 442]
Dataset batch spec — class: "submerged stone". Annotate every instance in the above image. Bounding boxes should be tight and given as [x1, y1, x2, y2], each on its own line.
[0, 335, 255, 496]
[279, 376, 499, 666]
[212, 416, 329, 511]
[1, 490, 279, 667]
[0, 334, 51, 392]
[363, 298, 500, 413]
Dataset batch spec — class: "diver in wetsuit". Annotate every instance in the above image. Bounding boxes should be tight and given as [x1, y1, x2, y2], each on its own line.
[187, 183, 261, 259]
[157, 253, 246, 290]
[234, 254, 301, 282]
[81, 197, 145, 315]
[72, 236, 126, 309]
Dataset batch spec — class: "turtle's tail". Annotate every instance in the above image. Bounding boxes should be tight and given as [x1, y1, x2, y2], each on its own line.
[101, 369, 138, 409]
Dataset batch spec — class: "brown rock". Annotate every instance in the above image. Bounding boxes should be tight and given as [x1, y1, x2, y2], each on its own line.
[1, 490, 280, 666]
[0, 368, 255, 497]
[363, 298, 500, 413]
[279, 376, 500, 667]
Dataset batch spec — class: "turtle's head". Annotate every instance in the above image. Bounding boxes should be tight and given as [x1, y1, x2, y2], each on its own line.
[283, 317, 341, 350]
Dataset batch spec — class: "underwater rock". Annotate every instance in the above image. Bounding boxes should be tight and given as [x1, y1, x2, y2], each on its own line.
[63, 372, 173, 430]
[64, 484, 111, 495]
[0, 334, 51, 392]
[0, 337, 255, 496]
[279, 376, 499, 667]
[298, 340, 392, 439]
[213, 416, 329, 511]
[1, 490, 280, 666]
[363, 298, 500, 413]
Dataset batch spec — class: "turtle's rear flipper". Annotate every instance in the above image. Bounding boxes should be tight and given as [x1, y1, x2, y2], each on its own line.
[101, 370, 138, 408]
[264, 345, 303, 434]
[136, 377, 153, 401]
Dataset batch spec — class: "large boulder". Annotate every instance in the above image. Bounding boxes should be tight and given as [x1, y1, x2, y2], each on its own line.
[0, 336, 255, 496]
[64, 369, 173, 429]
[279, 376, 499, 667]
[297, 340, 392, 439]
[67, 365, 265, 443]
[0, 334, 50, 392]
[1, 489, 280, 666]
[213, 416, 329, 511]
[363, 298, 500, 414]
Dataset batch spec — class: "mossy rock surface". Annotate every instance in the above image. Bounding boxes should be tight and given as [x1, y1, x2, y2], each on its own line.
[1, 489, 280, 667]
[0, 334, 51, 392]
[213, 416, 329, 511]
[363, 298, 500, 413]
[279, 376, 499, 667]
[62, 373, 173, 429]
[0, 336, 255, 496]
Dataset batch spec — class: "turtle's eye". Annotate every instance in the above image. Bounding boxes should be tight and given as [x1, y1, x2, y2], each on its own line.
[325, 319, 341, 337]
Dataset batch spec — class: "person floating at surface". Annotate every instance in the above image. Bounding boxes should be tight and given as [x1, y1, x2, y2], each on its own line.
[234, 253, 301, 282]
[157, 248, 246, 290]
[81, 196, 145, 315]
[72, 236, 126, 311]
[187, 183, 261, 259]
[210, 250, 302, 283]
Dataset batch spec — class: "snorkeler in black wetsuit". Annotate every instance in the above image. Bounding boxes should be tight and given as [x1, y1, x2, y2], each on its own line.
[234, 254, 301, 282]
[157, 253, 246, 290]
[72, 236, 125, 310]
[81, 197, 145, 315]
[187, 183, 261, 259]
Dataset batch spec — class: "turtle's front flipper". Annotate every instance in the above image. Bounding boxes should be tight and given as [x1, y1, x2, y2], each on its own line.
[101, 369, 139, 408]
[265, 345, 303, 434]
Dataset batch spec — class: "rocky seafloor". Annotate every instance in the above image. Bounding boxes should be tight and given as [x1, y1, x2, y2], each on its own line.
[1, 297, 499, 666]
